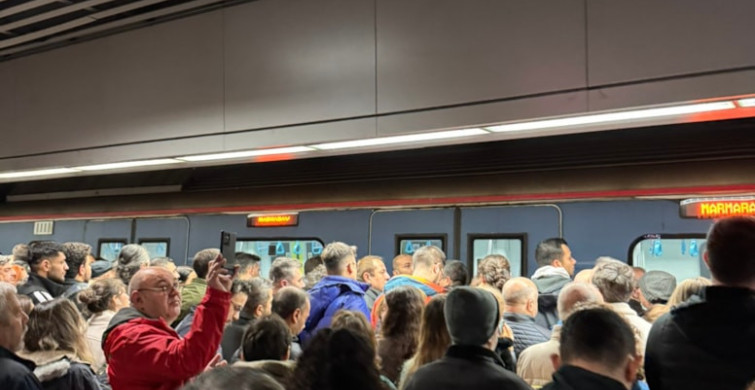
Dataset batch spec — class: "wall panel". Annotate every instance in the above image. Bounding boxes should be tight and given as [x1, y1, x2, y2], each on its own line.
[376, 0, 586, 113]
[223, 0, 376, 131]
[587, 0, 755, 86]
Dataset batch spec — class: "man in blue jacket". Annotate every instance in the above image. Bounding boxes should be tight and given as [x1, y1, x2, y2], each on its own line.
[301, 242, 370, 344]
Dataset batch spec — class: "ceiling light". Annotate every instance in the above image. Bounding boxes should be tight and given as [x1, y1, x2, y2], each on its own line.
[176, 146, 314, 162]
[0, 168, 81, 179]
[737, 98, 755, 107]
[485, 101, 736, 133]
[311, 128, 489, 150]
[73, 158, 182, 171]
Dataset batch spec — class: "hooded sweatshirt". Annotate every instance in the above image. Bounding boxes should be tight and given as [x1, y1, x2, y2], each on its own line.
[531, 266, 571, 329]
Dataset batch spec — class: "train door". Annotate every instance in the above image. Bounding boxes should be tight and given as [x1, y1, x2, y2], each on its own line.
[628, 233, 710, 282]
[134, 217, 190, 265]
[368, 209, 455, 274]
[460, 205, 562, 277]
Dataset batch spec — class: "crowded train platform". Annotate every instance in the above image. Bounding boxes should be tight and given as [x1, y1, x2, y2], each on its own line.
[0, 216, 752, 390]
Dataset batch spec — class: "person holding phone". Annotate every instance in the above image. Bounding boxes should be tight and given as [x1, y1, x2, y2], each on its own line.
[102, 254, 235, 390]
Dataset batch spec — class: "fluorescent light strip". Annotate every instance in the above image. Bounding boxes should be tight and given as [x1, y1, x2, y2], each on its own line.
[737, 98, 755, 107]
[0, 168, 81, 179]
[176, 146, 314, 162]
[486, 101, 736, 133]
[311, 128, 489, 150]
[73, 158, 182, 171]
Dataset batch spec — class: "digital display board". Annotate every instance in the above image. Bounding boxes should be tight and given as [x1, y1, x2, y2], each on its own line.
[680, 198, 755, 219]
[247, 213, 299, 227]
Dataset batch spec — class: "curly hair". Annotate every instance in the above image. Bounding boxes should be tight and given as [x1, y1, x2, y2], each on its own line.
[115, 244, 150, 286]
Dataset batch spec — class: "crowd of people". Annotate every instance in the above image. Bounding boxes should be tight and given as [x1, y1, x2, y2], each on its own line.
[0, 216, 753, 390]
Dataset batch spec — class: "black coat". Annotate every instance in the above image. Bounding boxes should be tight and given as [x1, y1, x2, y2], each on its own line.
[403, 345, 531, 390]
[645, 286, 755, 390]
[33, 359, 102, 390]
[0, 347, 43, 390]
[17, 274, 68, 305]
[541, 365, 626, 390]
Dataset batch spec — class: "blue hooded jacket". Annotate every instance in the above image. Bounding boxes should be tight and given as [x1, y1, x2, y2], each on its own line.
[300, 275, 371, 345]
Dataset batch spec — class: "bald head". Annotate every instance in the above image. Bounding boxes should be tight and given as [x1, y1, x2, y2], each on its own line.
[574, 269, 594, 284]
[128, 267, 181, 323]
[557, 282, 604, 320]
[503, 277, 538, 317]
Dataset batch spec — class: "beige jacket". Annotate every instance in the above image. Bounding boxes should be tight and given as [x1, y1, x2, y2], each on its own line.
[609, 302, 651, 354]
[86, 310, 115, 374]
[516, 325, 560, 389]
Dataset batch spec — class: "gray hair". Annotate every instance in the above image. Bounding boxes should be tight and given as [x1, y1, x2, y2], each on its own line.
[116, 244, 150, 286]
[412, 245, 446, 270]
[241, 278, 273, 319]
[557, 282, 603, 320]
[591, 259, 634, 303]
[272, 286, 309, 319]
[321, 242, 356, 273]
[269, 257, 301, 285]
[0, 282, 16, 325]
[304, 264, 326, 290]
[0, 255, 12, 266]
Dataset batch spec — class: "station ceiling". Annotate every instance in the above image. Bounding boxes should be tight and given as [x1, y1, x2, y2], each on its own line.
[0, 0, 251, 60]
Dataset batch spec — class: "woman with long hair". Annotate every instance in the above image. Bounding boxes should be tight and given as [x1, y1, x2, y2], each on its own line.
[290, 327, 387, 390]
[377, 286, 425, 386]
[77, 278, 129, 374]
[398, 294, 450, 389]
[20, 298, 102, 390]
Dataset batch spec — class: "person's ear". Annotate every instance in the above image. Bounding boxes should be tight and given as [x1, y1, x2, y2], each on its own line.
[79, 264, 86, 277]
[550, 353, 561, 370]
[362, 272, 372, 284]
[292, 307, 301, 324]
[281, 279, 289, 287]
[255, 304, 264, 318]
[702, 251, 711, 270]
[551, 259, 562, 268]
[42, 259, 51, 272]
[624, 354, 641, 382]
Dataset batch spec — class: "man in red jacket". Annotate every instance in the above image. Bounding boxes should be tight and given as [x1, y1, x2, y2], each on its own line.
[103, 255, 233, 390]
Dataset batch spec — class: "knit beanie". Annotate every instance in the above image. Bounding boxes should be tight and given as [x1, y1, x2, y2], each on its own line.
[444, 287, 500, 346]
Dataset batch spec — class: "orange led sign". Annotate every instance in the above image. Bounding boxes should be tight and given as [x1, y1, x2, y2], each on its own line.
[248, 213, 299, 227]
[680, 198, 755, 219]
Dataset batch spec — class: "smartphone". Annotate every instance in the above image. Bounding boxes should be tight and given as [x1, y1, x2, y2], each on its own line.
[220, 231, 237, 277]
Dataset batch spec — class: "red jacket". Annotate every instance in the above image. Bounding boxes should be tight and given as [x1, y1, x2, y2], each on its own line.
[103, 288, 230, 390]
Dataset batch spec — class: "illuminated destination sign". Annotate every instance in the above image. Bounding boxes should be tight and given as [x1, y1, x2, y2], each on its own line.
[680, 198, 755, 219]
[248, 213, 299, 227]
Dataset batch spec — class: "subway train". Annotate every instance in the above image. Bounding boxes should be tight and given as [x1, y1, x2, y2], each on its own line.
[1, 117, 754, 282]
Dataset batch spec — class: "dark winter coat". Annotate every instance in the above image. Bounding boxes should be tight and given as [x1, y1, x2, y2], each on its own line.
[17, 274, 68, 305]
[301, 276, 371, 345]
[504, 312, 551, 357]
[403, 345, 531, 390]
[0, 346, 43, 390]
[20, 351, 102, 390]
[645, 286, 755, 390]
[541, 365, 626, 390]
[220, 312, 254, 362]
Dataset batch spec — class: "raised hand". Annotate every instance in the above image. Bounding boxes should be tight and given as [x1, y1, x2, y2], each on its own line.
[206, 253, 236, 293]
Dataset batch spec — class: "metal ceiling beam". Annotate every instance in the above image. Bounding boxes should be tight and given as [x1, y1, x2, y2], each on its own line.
[0, 0, 173, 49]
[0, 0, 117, 33]
[0, 0, 62, 19]
[0, 0, 226, 55]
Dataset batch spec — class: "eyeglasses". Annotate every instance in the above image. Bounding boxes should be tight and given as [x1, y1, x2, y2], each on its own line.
[138, 282, 180, 294]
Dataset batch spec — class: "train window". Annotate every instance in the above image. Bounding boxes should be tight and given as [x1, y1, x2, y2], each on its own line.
[395, 234, 447, 256]
[628, 234, 710, 282]
[468, 234, 526, 278]
[236, 238, 324, 279]
[138, 239, 170, 258]
[97, 239, 127, 262]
